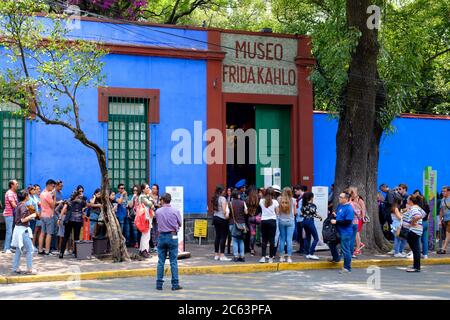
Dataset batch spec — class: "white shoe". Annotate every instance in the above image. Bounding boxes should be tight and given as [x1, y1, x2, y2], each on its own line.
[4, 249, 12, 254]
[287, 257, 293, 263]
[422, 255, 428, 259]
[394, 253, 406, 258]
[64, 250, 69, 256]
[279, 256, 285, 263]
[407, 252, 413, 259]
[268, 258, 274, 263]
[306, 254, 311, 259]
[309, 255, 319, 260]
[387, 250, 395, 255]
[219, 256, 231, 261]
[258, 257, 266, 263]
[214, 255, 220, 261]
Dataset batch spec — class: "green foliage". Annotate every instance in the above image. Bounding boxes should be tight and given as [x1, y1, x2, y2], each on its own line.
[0, 0, 107, 124]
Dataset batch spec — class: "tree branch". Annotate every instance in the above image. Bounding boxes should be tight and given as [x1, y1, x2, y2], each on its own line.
[426, 47, 450, 63]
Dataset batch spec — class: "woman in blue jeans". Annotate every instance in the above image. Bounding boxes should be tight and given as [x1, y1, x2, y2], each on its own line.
[391, 199, 407, 257]
[88, 189, 102, 238]
[277, 188, 295, 263]
[301, 192, 323, 260]
[228, 189, 248, 262]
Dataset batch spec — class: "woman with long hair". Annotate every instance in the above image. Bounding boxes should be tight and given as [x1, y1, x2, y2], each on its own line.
[127, 185, 141, 249]
[229, 189, 248, 262]
[413, 189, 430, 259]
[349, 187, 366, 256]
[301, 191, 322, 260]
[246, 188, 261, 256]
[391, 196, 407, 257]
[149, 184, 161, 253]
[138, 183, 155, 258]
[277, 187, 295, 263]
[59, 187, 87, 259]
[211, 185, 231, 261]
[258, 187, 279, 263]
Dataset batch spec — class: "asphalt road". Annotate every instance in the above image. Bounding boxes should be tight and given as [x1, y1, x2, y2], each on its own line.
[1, 264, 450, 300]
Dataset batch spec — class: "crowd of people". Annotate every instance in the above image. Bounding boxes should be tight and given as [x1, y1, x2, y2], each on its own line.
[2, 176, 450, 276]
[1, 179, 174, 276]
[211, 181, 450, 273]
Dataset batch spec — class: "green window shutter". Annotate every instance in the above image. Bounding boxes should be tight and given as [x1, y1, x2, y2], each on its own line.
[108, 97, 149, 192]
[0, 103, 25, 201]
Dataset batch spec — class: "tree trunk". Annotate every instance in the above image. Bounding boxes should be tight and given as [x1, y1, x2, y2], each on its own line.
[334, 0, 390, 253]
[76, 131, 130, 262]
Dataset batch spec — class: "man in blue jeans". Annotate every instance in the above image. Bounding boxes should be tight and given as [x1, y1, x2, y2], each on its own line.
[329, 191, 355, 274]
[155, 193, 182, 290]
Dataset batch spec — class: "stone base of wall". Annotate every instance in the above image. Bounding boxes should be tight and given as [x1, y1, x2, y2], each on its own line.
[183, 214, 216, 244]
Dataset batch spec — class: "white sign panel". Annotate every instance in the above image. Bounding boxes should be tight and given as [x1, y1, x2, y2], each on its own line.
[312, 186, 329, 248]
[165, 186, 184, 252]
[221, 33, 298, 95]
[263, 167, 273, 188]
[273, 168, 281, 187]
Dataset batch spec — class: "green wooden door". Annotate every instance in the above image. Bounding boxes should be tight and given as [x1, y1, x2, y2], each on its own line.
[255, 106, 291, 188]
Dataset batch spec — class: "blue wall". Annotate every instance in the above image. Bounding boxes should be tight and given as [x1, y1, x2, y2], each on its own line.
[313, 112, 450, 193]
[21, 20, 208, 213]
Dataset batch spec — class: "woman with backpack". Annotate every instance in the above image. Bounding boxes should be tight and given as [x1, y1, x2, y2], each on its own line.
[212, 185, 231, 262]
[138, 183, 155, 258]
[301, 192, 322, 260]
[246, 189, 261, 256]
[228, 189, 248, 262]
[277, 187, 296, 263]
[259, 187, 279, 263]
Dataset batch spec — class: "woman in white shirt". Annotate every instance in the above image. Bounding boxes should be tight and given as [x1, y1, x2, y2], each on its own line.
[259, 187, 279, 263]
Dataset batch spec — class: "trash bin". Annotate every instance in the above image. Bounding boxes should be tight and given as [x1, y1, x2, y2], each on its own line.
[93, 237, 110, 255]
[75, 240, 93, 260]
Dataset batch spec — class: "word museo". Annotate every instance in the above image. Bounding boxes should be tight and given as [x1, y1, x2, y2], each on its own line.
[171, 121, 280, 167]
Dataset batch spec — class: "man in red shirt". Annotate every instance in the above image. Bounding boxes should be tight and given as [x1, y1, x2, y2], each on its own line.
[38, 179, 57, 255]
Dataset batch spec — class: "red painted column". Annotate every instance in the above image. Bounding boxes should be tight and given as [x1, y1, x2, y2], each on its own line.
[206, 31, 226, 212]
[296, 36, 316, 190]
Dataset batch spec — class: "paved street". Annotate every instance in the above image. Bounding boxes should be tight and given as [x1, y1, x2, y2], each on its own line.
[1, 264, 450, 300]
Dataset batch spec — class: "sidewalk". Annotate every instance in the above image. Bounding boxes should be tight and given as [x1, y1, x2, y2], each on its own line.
[1, 242, 450, 284]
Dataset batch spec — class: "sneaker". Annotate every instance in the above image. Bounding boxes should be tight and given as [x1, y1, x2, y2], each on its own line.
[38, 250, 46, 255]
[394, 253, 406, 258]
[287, 257, 293, 263]
[308, 255, 319, 260]
[327, 258, 339, 263]
[214, 255, 220, 261]
[219, 256, 232, 262]
[24, 269, 38, 275]
[279, 256, 285, 263]
[172, 286, 183, 291]
[240, 257, 246, 262]
[406, 268, 420, 273]
[407, 252, 413, 259]
[4, 249, 12, 254]
[352, 254, 357, 258]
[339, 268, 351, 274]
[45, 252, 57, 256]
[268, 258, 274, 263]
[305, 254, 311, 259]
[232, 256, 240, 262]
[258, 257, 266, 263]
[422, 255, 428, 259]
[387, 250, 395, 255]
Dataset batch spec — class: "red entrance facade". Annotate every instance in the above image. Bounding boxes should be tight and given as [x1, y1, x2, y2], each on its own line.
[206, 30, 315, 204]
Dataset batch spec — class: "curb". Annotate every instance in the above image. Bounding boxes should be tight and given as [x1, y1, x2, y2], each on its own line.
[2, 258, 450, 284]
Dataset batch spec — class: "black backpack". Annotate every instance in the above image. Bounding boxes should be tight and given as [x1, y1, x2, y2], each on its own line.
[322, 215, 340, 244]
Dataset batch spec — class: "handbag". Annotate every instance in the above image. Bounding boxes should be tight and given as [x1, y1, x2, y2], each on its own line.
[229, 201, 247, 239]
[398, 226, 410, 239]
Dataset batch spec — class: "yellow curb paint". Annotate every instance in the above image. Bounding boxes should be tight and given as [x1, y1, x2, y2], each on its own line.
[3, 258, 450, 284]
